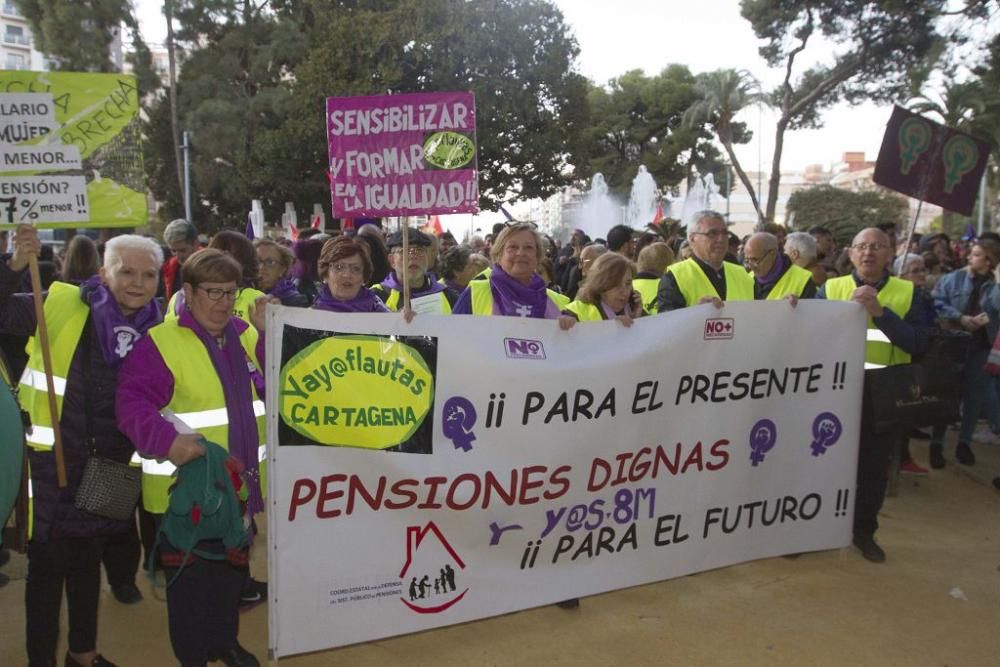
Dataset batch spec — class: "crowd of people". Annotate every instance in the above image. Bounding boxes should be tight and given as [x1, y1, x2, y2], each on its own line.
[1, 211, 997, 665]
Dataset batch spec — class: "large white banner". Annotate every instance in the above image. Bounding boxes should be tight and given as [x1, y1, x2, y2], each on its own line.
[266, 301, 866, 658]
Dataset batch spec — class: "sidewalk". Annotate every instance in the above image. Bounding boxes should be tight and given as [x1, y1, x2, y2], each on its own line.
[2, 433, 999, 665]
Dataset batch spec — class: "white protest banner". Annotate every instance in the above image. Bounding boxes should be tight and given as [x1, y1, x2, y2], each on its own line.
[266, 301, 866, 658]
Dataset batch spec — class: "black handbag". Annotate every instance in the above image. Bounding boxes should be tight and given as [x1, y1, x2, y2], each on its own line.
[71, 318, 141, 521]
[74, 456, 141, 521]
[865, 328, 969, 432]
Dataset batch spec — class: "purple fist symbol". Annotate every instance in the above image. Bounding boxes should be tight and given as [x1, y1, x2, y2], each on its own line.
[810, 412, 842, 456]
[443, 396, 477, 452]
[749, 419, 776, 466]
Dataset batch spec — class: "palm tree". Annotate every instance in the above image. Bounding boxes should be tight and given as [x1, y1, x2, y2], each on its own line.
[683, 69, 765, 225]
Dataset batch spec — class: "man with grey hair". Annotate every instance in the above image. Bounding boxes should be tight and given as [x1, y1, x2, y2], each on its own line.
[743, 232, 816, 300]
[656, 210, 753, 311]
[785, 231, 827, 286]
[161, 219, 199, 301]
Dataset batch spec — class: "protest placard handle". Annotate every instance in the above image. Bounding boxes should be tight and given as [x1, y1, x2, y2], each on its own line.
[401, 217, 411, 313]
[28, 253, 67, 488]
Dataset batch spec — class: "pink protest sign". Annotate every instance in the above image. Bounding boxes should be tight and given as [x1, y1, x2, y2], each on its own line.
[326, 92, 479, 218]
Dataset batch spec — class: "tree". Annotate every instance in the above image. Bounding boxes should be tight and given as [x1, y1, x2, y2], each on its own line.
[786, 185, 908, 246]
[574, 66, 723, 196]
[276, 0, 588, 213]
[15, 0, 134, 72]
[739, 0, 987, 223]
[144, 1, 311, 229]
[682, 69, 763, 223]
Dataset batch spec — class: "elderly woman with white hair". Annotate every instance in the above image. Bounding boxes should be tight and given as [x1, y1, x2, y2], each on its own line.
[784, 231, 827, 286]
[1, 224, 163, 667]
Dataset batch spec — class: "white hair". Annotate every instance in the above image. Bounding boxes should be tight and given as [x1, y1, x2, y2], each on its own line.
[892, 252, 923, 275]
[104, 235, 164, 274]
[784, 232, 817, 263]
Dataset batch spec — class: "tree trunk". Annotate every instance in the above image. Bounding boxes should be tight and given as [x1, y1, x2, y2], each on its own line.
[165, 0, 185, 213]
[721, 140, 764, 225]
[765, 117, 789, 226]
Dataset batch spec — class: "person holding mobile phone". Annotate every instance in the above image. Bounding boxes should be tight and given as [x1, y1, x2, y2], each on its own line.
[563, 253, 644, 326]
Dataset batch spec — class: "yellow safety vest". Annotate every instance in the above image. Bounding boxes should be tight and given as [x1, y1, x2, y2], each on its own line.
[564, 300, 607, 321]
[668, 258, 754, 306]
[378, 283, 453, 314]
[19, 282, 88, 452]
[165, 287, 264, 327]
[140, 319, 266, 513]
[632, 277, 660, 314]
[468, 275, 568, 315]
[824, 275, 913, 368]
[765, 264, 814, 301]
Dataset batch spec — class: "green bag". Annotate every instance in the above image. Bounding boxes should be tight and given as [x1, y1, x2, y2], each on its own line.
[153, 439, 248, 585]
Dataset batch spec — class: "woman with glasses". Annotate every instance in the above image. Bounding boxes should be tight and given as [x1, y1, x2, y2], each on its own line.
[166, 231, 266, 327]
[254, 239, 309, 307]
[312, 237, 390, 313]
[117, 249, 272, 667]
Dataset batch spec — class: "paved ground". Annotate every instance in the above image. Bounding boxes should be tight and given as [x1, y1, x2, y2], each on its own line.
[2, 433, 999, 666]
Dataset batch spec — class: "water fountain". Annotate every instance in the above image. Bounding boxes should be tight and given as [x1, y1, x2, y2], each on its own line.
[681, 171, 720, 228]
[625, 165, 658, 230]
[571, 173, 622, 240]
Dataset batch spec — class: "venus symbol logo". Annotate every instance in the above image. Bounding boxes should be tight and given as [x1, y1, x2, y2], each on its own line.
[442, 396, 477, 452]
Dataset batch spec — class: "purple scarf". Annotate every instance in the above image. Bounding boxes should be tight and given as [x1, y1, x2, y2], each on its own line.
[80, 276, 162, 368]
[181, 309, 264, 515]
[489, 265, 559, 318]
[312, 285, 389, 313]
[380, 271, 446, 297]
[267, 277, 301, 303]
[756, 253, 787, 285]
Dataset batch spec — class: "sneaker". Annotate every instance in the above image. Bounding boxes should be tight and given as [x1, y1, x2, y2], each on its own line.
[900, 460, 929, 476]
[240, 577, 267, 606]
[853, 535, 886, 563]
[110, 583, 143, 604]
[956, 442, 976, 466]
[910, 428, 931, 440]
[555, 598, 580, 610]
[930, 444, 946, 470]
[972, 429, 1000, 445]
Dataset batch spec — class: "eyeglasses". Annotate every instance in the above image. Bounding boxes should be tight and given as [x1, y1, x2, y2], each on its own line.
[851, 243, 888, 252]
[393, 247, 427, 256]
[259, 258, 282, 268]
[742, 248, 775, 269]
[503, 221, 538, 230]
[330, 262, 364, 275]
[197, 286, 240, 301]
[693, 228, 727, 240]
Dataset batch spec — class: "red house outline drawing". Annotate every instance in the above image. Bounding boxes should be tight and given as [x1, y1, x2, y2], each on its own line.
[399, 521, 469, 614]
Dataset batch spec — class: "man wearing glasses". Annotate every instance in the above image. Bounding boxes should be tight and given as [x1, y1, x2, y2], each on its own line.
[374, 228, 458, 314]
[818, 228, 929, 564]
[656, 210, 753, 312]
[743, 232, 816, 300]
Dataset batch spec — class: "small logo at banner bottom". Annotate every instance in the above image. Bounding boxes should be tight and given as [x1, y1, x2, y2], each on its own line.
[504, 337, 546, 360]
[399, 522, 468, 614]
[704, 318, 734, 340]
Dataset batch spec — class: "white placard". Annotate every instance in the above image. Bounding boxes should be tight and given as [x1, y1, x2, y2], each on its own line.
[0, 175, 89, 223]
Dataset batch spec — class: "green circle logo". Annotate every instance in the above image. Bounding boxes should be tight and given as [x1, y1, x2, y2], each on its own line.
[423, 131, 475, 170]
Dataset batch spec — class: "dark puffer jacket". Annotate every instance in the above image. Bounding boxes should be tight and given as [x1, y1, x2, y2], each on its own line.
[0, 263, 135, 542]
